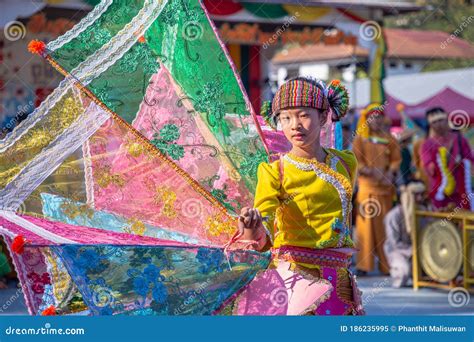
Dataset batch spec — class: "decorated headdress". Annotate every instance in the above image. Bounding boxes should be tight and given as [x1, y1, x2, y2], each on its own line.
[261, 77, 350, 150]
[355, 103, 385, 138]
[426, 107, 447, 125]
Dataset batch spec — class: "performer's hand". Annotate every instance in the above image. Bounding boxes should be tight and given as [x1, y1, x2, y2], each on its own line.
[238, 207, 262, 234]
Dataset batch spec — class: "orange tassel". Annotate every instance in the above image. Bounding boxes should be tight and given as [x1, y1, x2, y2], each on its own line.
[12, 235, 27, 254]
[138, 36, 146, 43]
[28, 40, 46, 56]
[41, 306, 56, 316]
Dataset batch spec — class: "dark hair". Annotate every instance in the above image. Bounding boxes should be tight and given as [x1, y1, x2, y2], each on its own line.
[426, 106, 446, 117]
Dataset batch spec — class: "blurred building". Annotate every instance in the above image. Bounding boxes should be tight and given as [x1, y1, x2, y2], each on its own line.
[1, 0, 429, 133]
[204, 0, 423, 110]
[273, 27, 474, 123]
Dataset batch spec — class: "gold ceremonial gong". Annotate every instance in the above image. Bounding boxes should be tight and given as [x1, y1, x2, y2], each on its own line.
[470, 235, 474, 275]
[419, 220, 462, 282]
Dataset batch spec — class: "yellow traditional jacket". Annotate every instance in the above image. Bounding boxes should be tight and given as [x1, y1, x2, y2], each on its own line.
[254, 148, 357, 250]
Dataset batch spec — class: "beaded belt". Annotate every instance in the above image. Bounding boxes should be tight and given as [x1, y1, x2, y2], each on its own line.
[271, 245, 352, 268]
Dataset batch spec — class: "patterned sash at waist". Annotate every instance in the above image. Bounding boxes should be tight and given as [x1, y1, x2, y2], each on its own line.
[271, 245, 352, 268]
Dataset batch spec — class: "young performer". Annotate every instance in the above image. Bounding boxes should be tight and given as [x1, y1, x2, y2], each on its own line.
[234, 77, 364, 315]
[420, 107, 474, 210]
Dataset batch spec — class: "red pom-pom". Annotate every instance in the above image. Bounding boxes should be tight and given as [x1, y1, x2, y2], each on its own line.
[41, 306, 56, 316]
[28, 40, 46, 56]
[12, 235, 27, 254]
[138, 36, 146, 44]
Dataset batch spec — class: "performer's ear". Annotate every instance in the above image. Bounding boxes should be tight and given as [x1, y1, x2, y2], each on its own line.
[319, 109, 329, 127]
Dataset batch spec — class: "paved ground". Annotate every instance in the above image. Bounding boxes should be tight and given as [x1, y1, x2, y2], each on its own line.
[357, 275, 474, 315]
[0, 275, 472, 315]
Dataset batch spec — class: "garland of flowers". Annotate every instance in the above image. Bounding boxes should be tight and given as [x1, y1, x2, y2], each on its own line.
[435, 146, 455, 201]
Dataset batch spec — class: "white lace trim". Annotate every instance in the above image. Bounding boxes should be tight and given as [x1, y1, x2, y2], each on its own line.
[0, 211, 77, 244]
[73, 0, 168, 85]
[0, 225, 15, 239]
[0, 0, 167, 151]
[0, 78, 73, 153]
[0, 102, 110, 211]
[82, 139, 95, 207]
[47, 0, 113, 51]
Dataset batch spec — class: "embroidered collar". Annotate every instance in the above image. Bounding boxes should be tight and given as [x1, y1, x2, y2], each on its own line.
[285, 149, 332, 170]
[283, 151, 352, 199]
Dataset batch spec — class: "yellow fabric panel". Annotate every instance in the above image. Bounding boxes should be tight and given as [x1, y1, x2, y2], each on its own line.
[0, 91, 85, 189]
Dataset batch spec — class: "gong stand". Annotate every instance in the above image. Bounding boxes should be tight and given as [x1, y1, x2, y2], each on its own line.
[413, 210, 474, 292]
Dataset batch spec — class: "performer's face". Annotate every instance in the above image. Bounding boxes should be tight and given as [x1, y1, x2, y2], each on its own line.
[278, 107, 327, 148]
[430, 117, 449, 135]
[367, 113, 385, 132]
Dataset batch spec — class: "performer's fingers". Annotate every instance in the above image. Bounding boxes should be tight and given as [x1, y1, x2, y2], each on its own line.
[240, 206, 250, 217]
[249, 208, 257, 228]
[244, 209, 253, 226]
[252, 209, 259, 228]
[255, 209, 263, 227]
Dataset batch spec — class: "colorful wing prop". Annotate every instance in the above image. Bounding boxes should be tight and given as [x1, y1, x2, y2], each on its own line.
[0, 0, 271, 315]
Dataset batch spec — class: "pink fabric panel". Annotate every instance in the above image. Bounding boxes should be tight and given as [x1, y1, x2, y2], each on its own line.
[132, 66, 253, 208]
[235, 260, 332, 315]
[88, 118, 236, 245]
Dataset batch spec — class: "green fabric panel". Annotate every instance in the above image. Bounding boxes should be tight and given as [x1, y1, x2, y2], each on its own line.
[0, 251, 11, 277]
[145, 0, 268, 191]
[87, 41, 160, 123]
[51, 0, 145, 71]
